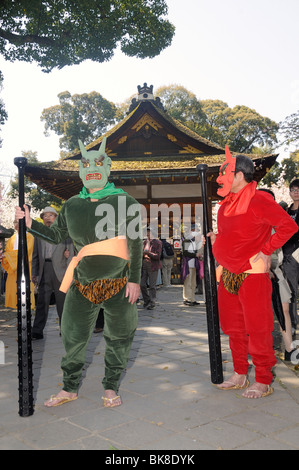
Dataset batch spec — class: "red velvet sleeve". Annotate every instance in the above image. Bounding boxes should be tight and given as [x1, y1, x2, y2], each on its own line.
[213, 191, 298, 273]
[253, 192, 298, 255]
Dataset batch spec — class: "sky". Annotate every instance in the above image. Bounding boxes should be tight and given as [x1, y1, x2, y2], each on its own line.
[0, 0, 298, 193]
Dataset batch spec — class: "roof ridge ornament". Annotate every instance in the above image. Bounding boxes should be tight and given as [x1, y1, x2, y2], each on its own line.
[128, 83, 165, 113]
[137, 83, 154, 100]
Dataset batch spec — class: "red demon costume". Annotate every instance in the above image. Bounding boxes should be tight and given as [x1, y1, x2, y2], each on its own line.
[212, 148, 298, 393]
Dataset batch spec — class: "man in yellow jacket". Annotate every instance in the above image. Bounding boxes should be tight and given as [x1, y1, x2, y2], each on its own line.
[1, 218, 35, 309]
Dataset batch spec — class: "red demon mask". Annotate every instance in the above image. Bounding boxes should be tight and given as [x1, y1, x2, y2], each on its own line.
[216, 146, 236, 197]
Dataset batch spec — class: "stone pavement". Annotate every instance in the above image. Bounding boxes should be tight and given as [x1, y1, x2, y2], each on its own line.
[0, 285, 298, 451]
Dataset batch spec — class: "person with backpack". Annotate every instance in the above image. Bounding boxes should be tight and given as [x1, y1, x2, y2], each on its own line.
[161, 239, 174, 287]
[141, 227, 162, 309]
[181, 224, 202, 306]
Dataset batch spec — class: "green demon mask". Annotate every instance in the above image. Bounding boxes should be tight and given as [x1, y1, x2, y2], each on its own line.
[78, 138, 112, 190]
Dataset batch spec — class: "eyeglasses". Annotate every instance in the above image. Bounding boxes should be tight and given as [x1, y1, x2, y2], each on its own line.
[290, 188, 299, 193]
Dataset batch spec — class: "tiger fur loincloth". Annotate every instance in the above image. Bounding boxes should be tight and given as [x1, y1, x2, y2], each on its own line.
[74, 276, 128, 304]
[222, 268, 250, 295]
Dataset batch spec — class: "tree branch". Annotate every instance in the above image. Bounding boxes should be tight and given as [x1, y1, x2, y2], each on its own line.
[0, 27, 55, 47]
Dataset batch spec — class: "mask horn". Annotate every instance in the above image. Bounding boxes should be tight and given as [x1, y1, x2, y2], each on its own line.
[225, 145, 233, 161]
[99, 137, 107, 155]
[78, 140, 88, 159]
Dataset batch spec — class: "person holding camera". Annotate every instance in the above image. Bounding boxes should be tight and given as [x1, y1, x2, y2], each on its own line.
[181, 224, 202, 306]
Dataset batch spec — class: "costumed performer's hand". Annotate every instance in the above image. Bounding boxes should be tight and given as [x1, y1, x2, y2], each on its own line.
[125, 282, 140, 304]
[15, 205, 32, 229]
[203, 231, 216, 246]
[252, 251, 271, 272]
[269, 270, 274, 280]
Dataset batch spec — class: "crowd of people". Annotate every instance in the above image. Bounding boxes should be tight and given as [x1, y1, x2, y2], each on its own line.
[138, 223, 204, 309]
[0, 140, 298, 406]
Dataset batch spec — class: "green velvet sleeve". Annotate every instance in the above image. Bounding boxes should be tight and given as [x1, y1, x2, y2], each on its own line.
[29, 195, 143, 285]
[29, 205, 69, 245]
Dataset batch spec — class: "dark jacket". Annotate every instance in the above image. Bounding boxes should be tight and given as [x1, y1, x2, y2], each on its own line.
[142, 238, 162, 271]
[282, 206, 299, 256]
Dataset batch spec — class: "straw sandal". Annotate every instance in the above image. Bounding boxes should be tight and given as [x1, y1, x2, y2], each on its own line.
[217, 374, 249, 391]
[44, 394, 78, 407]
[242, 385, 274, 399]
[102, 395, 122, 408]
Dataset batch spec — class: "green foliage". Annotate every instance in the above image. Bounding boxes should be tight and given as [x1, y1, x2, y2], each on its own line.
[195, 99, 230, 145]
[156, 86, 279, 154]
[261, 150, 299, 187]
[8, 151, 63, 210]
[221, 104, 278, 153]
[279, 110, 299, 147]
[0, 71, 8, 147]
[156, 85, 206, 127]
[0, 0, 175, 72]
[41, 91, 117, 152]
[260, 161, 281, 186]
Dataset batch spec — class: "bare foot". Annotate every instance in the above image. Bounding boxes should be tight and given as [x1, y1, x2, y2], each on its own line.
[217, 372, 249, 390]
[242, 382, 273, 399]
[102, 389, 122, 408]
[44, 390, 78, 407]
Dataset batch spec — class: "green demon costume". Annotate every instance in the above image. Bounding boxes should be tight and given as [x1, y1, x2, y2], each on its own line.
[29, 139, 143, 403]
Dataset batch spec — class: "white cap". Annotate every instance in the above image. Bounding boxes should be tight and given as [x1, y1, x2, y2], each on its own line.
[40, 207, 57, 218]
